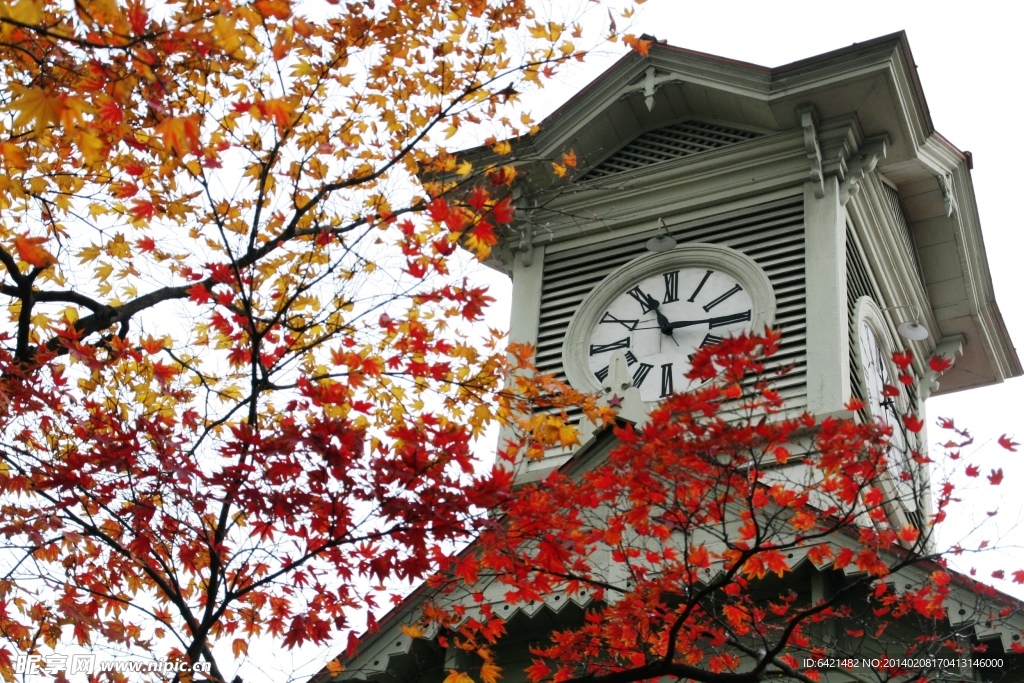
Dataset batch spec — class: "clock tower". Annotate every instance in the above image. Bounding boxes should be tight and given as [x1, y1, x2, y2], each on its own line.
[475, 33, 1020, 524]
[322, 34, 1024, 683]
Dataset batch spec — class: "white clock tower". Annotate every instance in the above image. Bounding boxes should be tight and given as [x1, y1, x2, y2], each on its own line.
[475, 33, 1019, 517]
[322, 34, 1024, 683]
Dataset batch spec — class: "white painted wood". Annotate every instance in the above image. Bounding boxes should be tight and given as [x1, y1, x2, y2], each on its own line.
[803, 178, 852, 417]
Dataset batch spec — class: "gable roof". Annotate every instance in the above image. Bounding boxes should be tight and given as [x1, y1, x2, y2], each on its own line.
[469, 31, 1018, 394]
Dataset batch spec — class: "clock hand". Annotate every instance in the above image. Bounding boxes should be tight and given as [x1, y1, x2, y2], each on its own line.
[666, 318, 709, 330]
[634, 312, 751, 331]
[643, 294, 675, 336]
[670, 311, 752, 329]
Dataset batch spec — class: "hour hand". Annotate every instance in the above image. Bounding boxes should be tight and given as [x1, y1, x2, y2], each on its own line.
[644, 295, 674, 334]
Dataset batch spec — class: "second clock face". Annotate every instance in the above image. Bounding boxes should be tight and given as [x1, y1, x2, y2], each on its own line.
[858, 319, 913, 505]
[586, 267, 754, 401]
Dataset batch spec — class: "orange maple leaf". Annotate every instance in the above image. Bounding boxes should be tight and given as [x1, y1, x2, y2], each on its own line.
[253, 0, 291, 19]
[623, 34, 652, 57]
[255, 98, 293, 134]
[0, 141, 28, 170]
[156, 115, 201, 156]
[13, 234, 58, 269]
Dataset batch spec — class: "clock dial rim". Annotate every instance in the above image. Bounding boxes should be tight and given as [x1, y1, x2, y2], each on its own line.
[853, 297, 908, 420]
[853, 296, 917, 511]
[562, 243, 776, 400]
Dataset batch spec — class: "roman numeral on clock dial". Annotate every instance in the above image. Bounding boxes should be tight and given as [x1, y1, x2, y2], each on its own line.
[599, 311, 639, 330]
[702, 284, 743, 312]
[688, 334, 725, 362]
[627, 286, 655, 313]
[589, 338, 631, 355]
[701, 333, 724, 347]
[660, 363, 674, 397]
[632, 362, 654, 388]
[663, 271, 679, 303]
[687, 270, 713, 303]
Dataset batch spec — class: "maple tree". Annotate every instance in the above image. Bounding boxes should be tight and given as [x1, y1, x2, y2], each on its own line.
[0, 0, 643, 679]
[406, 333, 1024, 683]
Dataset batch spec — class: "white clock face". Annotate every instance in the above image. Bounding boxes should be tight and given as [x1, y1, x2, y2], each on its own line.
[586, 267, 754, 402]
[858, 321, 914, 509]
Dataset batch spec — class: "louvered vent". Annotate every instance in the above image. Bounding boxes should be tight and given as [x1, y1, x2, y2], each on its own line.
[538, 197, 807, 411]
[581, 120, 763, 180]
[880, 182, 925, 285]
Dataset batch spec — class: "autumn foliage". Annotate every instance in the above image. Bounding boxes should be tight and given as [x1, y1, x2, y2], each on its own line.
[407, 333, 1024, 683]
[0, 0, 643, 679]
[1, 0, 1020, 680]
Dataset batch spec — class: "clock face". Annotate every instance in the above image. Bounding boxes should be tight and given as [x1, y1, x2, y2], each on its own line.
[858, 320, 915, 510]
[586, 267, 754, 402]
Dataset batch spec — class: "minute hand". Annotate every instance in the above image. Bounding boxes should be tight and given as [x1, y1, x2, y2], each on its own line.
[667, 311, 751, 329]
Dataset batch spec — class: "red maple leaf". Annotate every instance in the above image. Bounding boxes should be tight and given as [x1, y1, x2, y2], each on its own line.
[491, 197, 515, 223]
[903, 414, 924, 433]
[998, 434, 1019, 452]
[129, 199, 156, 222]
[187, 284, 211, 304]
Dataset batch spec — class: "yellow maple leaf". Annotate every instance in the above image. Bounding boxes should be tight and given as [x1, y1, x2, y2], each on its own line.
[74, 0, 121, 28]
[400, 623, 425, 639]
[3, 0, 43, 25]
[212, 13, 242, 54]
[6, 84, 64, 137]
[76, 129, 107, 165]
[558, 424, 579, 448]
[443, 671, 474, 683]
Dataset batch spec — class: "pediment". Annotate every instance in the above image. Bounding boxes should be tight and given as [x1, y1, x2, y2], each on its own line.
[504, 32, 932, 193]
